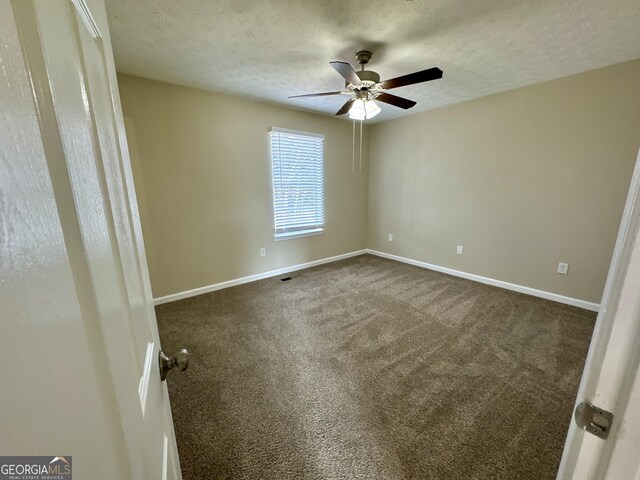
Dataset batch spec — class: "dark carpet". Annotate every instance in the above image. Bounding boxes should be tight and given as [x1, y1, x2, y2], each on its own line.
[156, 254, 595, 480]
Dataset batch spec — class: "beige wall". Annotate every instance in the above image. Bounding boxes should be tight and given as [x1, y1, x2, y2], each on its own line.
[118, 74, 369, 298]
[121, 60, 640, 304]
[369, 59, 640, 304]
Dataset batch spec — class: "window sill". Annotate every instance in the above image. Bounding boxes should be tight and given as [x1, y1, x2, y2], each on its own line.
[274, 228, 324, 241]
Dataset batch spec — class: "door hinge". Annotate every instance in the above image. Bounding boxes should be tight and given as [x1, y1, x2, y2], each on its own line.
[574, 401, 614, 440]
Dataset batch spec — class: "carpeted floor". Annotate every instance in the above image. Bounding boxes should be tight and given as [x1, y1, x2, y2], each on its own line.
[156, 254, 595, 480]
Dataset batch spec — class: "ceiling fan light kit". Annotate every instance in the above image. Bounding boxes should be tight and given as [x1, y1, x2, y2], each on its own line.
[288, 50, 443, 120]
[348, 91, 381, 120]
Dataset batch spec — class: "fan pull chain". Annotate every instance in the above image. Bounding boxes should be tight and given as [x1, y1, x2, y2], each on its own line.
[359, 119, 363, 172]
[352, 120, 356, 173]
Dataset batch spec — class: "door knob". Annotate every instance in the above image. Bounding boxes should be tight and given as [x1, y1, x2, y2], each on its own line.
[159, 348, 189, 381]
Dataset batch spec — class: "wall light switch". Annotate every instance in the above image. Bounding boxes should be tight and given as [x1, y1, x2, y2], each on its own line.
[388, 234, 393, 242]
[457, 245, 464, 255]
[557, 262, 569, 275]
[260, 247, 266, 257]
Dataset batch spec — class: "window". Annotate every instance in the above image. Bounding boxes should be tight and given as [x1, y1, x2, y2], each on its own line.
[269, 127, 325, 240]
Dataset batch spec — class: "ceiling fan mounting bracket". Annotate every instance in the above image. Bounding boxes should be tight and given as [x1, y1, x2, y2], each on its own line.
[355, 50, 372, 66]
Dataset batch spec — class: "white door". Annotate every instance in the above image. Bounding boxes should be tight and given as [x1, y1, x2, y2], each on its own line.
[0, 0, 183, 478]
[557, 149, 640, 480]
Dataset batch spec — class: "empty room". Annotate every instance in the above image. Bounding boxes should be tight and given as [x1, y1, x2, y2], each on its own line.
[3, 0, 640, 479]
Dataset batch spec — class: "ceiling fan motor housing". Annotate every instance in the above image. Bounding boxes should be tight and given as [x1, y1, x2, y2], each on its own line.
[355, 70, 380, 87]
[347, 70, 381, 89]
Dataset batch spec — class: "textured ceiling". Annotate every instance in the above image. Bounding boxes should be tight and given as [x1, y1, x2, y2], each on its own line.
[106, 0, 640, 123]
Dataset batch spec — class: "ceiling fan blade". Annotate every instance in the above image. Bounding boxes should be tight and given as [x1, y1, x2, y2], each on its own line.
[379, 67, 443, 90]
[375, 92, 416, 110]
[288, 91, 343, 99]
[335, 98, 355, 116]
[330, 61, 362, 86]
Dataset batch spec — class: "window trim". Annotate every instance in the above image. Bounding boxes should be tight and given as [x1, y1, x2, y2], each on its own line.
[269, 126, 325, 139]
[273, 227, 324, 242]
[269, 127, 325, 241]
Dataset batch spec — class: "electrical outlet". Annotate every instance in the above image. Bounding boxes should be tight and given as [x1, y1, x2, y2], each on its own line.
[456, 245, 464, 255]
[557, 262, 569, 275]
[260, 247, 266, 257]
[388, 233, 393, 241]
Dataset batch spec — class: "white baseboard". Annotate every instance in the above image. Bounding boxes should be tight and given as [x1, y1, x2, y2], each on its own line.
[154, 248, 600, 312]
[366, 249, 600, 312]
[153, 249, 368, 306]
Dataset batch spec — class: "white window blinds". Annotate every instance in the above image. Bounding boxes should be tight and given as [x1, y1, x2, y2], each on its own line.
[269, 127, 325, 238]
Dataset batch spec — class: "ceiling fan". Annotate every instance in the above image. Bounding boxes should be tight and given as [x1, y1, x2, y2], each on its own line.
[288, 51, 443, 120]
